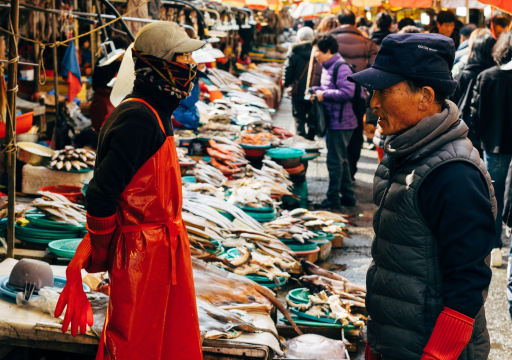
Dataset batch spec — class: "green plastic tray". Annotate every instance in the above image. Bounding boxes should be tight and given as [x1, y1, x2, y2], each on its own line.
[280, 316, 355, 330]
[206, 240, 225, 255]
[182, 176, 196, 183]
[238, 205, 274, 213]
[245, 208, 277, 222]
[15, 223, 82, 239]
[286, 241, 319, 252]
[324, 233, 335, 240]
[307, 238, 330, 246]
[301, 152, 321, 161]
[240, 143, 271, 149]
[311, 230, 328, 240]
[290, 306, 341, 324]
[48, 238, 82, 258]
[25, 213, 85, 231]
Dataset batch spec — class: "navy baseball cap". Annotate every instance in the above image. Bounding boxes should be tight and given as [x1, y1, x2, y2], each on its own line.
[348, 33, 458, 95]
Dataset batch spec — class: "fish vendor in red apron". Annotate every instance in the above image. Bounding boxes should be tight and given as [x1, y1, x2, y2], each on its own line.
[54, 22, 205, 360]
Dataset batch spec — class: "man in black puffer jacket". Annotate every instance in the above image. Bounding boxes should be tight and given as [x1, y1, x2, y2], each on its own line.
[349, 33, 496, 360]
[283, 27, 315, 140]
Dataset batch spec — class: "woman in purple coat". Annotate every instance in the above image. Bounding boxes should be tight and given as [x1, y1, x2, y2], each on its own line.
[311, 34, 360, 209]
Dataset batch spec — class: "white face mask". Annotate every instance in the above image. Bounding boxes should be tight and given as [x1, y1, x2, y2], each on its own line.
[110, 43, 135, 107]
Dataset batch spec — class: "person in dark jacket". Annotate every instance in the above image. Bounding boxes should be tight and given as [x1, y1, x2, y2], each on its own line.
[310, 34, 360, 209]
[328, 9, 377, 181]
[454, 23, 477, 65]
[283, 27, 315, 140]
[370, 12, 393, 47]
[397, 17, 415, 31]
[451, 29, 496, 149]
[349, 33, 495, 360]
[430, 10, 460, 49]
[470, 31, 512, 267]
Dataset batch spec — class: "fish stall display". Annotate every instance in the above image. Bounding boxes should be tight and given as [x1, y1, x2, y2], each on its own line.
[48, 146, 96, 172]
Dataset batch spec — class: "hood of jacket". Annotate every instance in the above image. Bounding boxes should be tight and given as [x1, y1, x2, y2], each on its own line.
[290, 41, 313, 61]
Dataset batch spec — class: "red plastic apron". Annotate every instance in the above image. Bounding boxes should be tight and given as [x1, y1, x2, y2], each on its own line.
[96, 98, 203, 360]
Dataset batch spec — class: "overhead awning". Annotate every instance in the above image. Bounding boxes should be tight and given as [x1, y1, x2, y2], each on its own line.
[387, 0, 433, 7]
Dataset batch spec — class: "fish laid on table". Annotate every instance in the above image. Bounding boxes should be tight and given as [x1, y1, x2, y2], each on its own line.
[33, 191, 86, 226]
[49, 147, 95, 171]
[192, 258, 302, 335]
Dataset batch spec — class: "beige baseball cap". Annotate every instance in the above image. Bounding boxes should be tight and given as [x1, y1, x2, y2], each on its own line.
[134, 22, 206, 61]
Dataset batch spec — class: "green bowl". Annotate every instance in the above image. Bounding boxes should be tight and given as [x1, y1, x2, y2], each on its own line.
[288, 288, 311, 304]
[286, 241, 319, 252]
[290, 306, 340, 324]
[25, 213, 85, 231]
[49, 238, 82, 258]
[244, 208, 277, 222]
[266, 148, 305, 159]
[238, 205, 274, 213]
[311, 230, 328, 240]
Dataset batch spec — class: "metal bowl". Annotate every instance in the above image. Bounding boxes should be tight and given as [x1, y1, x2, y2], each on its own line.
[17, 142, 55, 166]
[16, 133, 39, 143]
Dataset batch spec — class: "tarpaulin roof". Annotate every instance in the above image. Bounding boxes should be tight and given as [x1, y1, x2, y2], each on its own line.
[478, 0, 512, 14]
[388, 0, 432, 7]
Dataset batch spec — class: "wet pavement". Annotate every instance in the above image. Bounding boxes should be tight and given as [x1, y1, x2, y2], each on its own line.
[274, 96, 512, 359]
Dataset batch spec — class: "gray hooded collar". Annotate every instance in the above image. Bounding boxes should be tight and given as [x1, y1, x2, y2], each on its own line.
[384, 101, 466, 162]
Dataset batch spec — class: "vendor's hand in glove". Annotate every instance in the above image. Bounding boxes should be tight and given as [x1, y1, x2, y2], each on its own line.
[55, 238, 94, 336]
[365, 343, 382, 360]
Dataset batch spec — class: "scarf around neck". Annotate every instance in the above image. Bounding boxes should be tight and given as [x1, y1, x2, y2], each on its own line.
[384, 100, 460, 158]
[132, 48, 197, 100]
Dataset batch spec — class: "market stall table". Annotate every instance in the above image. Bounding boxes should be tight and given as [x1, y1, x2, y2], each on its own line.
[0, 258, 278, 359]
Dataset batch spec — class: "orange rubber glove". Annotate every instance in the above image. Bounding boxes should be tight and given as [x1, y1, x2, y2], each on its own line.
[55, 236, 94, 337]
[365, 343, 382, 360]
[421, 307, 474, 360]
[85, 213, 116, 273]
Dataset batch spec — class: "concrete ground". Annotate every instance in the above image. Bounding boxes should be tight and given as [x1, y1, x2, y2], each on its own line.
[274, 97, 512, 359]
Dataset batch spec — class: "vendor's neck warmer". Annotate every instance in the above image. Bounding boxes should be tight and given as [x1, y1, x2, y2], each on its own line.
[132, 48, 197, 100]
[384, 100, 460, 158]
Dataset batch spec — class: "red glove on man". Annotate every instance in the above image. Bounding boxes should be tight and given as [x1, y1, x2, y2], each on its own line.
[55, 213, 116, 337]
[85, 213, 116, 273]
[365, 343, 382, 360]
[421, 307, 474, 360]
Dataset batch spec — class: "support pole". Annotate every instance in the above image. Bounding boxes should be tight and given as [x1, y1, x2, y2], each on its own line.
[5, 0, 19, 258]
[466, 0, 470, 24]
[51, 0, 59, 117]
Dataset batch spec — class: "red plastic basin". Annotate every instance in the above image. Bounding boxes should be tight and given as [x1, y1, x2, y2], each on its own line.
[39, 185, 85, 203]
[0, 111, 34, 138]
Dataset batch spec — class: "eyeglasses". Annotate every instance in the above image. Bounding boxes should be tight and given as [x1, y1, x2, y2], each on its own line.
[175, 53, 192, 63]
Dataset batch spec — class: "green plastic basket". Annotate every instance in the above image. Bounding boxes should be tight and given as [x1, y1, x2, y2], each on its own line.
[238, 205, 274, 213]
[288, 288, 311, 304]
[279, 240, 318, 252]
[49, 238, 82, 258]
[310, 230, 328, 240]
[15, 223, 82, 239]
[266, 148, 305, 159]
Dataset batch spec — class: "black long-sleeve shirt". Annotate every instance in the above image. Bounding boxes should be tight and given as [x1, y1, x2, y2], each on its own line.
[86, 81, 180, 217]
[417, 161, 495, 319]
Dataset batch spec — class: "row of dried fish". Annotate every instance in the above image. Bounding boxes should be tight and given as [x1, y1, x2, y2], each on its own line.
[49, 146, 95, 171]
[33, 191, 86, 226]
[193, 162, 227, 187]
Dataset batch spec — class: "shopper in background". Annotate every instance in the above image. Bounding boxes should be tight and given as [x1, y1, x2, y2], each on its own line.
[470, 31, 512, 267]
[330, 10, 377, 181]
[455, 23, 478, 64]
[310, 34, 359, 209]
[316, 15, 338, 33]
[89, 36, 129, 133]
[357, 26, 370, 38]
[370, 12, 393, 47]
[283, 27, 316, 140]
[488, 15, 511, 39]
[330, 9, 378, 72]
[451, 29, 496, 149]
[397, 17, 415, 31]
[430, 10, 459, 48]
[453, 28, 490, 77]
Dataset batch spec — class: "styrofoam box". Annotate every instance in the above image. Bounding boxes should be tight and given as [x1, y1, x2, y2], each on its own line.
[22, 165, 93, 195]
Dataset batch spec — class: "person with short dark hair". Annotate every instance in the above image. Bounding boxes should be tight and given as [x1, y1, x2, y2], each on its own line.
[398, 17, 415, 30]
[471, 31, 512, 268]
[370, 12, 393, 46]
[337, 9, 356, 27]
[349, 33, 495, 360]
[430, 10, 460, 48]
[488, 15, 511, 38]
[310, 34, 360, 209]
[455, 23, 478, 64]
